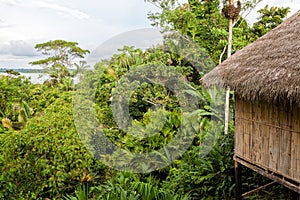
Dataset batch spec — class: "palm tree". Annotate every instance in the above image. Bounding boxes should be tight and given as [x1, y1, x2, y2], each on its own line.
[72, 61, 89, 77]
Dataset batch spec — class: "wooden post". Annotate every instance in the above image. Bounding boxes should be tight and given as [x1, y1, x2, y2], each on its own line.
[235, 161, 242, 200]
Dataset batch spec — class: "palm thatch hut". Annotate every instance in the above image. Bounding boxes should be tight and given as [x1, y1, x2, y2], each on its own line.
[201, 10, 300, 196]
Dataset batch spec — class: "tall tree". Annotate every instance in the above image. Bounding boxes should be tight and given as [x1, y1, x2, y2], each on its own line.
[147, 0, 254, 64]
[29, 40, 90, 84]
[222, 0, 241, 135]
[145, 0, 290, 135]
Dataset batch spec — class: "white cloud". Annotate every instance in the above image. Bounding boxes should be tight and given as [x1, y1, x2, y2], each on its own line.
[0, 0, 298, 69]
[34, 1, 90, 20]
[0, 0, 160, 68]
[0, 54, 39, 68]
[88, 28, 163, 65]
[0, 0, 19, 6]
[0, 19, 13, 29]
[0, 40, 38, 56]
[0, 0, 90, 20]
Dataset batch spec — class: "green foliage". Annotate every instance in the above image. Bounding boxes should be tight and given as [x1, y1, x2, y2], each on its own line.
[148, 0, 236, 63]
[29, 40, 90, 84]
[240, 168, 292, 199]
[0, 75, 31, 118]
[5, 69, 20, 76]
[0, 75, 33, 132]
[0, 92, 108, 199]
[144, 0, 177, 10]
[74, 35, 237, 197]
[148, 0, 290, 64]
[65, 172, 192, 200]
[251, 5, 290, 40]
[61, 77, 74, 91]
[144, 1, 293, 199]
[75, 45, 207, 172]
[162, 123, 235, 199]
[93, 45, 202, 127]
[0, 2, 294, 198]
[64, 184, 90, 200]
[0, 124, 6, 134]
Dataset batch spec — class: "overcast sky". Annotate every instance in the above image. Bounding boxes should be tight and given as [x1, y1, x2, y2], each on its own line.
[0, 0, 299, 68]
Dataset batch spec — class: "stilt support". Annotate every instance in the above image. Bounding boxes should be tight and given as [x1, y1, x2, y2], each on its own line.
[235, 161, 242, 200]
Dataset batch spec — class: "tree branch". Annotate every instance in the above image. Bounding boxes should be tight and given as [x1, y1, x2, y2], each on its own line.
[219, 46, 227, 65]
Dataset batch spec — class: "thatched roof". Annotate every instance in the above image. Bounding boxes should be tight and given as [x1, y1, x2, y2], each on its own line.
[201, 10, 300, 105]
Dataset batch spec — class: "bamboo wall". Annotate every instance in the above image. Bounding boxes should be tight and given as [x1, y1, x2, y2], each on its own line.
[235, 97, 300, 184]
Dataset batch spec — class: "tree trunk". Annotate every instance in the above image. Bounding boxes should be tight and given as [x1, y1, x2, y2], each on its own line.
[225, 0, 234, 135]
[228, 18, 233, 58]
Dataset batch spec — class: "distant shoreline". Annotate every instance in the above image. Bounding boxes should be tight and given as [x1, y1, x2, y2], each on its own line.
[0, 71, 49, 84]
[0, 68, 45, 73]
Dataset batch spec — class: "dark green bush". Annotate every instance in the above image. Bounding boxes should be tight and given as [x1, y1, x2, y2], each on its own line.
[65, 172, 192, 200]
[161, 121, 235, 200]
[0, 92, 109, 199]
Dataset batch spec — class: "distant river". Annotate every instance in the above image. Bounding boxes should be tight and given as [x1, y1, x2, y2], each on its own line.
[0, 73, 49, 84]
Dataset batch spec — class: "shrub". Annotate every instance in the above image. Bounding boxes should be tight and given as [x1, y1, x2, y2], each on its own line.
[65, 172, 192, 200]
[161, 121, 235, 199]
[0, 92, 109, 199]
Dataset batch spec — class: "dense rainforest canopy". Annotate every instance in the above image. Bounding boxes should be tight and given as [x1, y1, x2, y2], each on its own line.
[0, 1, 294, 199]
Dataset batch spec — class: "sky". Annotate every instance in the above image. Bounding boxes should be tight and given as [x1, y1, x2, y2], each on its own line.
[0, 0, 299, 68]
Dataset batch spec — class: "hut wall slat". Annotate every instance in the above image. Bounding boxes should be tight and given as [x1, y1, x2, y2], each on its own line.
[261, 103, 270, 167]
[277, 104, 292, 177]
[291, 131, 298, 181]
[252, 101, 261, 162]
[297, 141, 300, 182]
[281, 128, 291, 176]
[268, 103, 279, 171]
[291, 108, 300, 182]
[253, 102, 262, 164]
[294, 136, 298, 181]
[234, 97, 300, 185]
[243, 101, 252, 160]
[235, 99, 243, 157]
[249, 102, 253, 160]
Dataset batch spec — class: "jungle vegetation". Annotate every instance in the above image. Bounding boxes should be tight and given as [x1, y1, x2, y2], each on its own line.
[0, 1, 293, 199]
